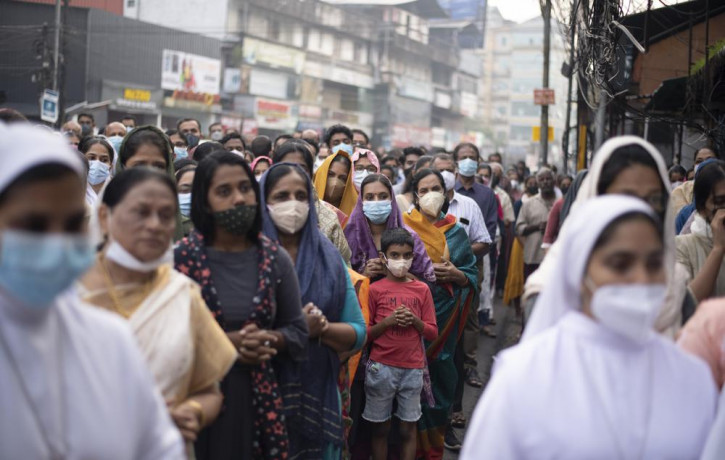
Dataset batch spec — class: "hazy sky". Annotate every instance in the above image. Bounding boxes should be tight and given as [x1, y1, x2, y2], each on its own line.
[489, 0, 542, 23]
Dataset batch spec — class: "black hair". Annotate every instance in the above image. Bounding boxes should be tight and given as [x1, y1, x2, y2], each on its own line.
[381, 227, 414, 253]
[192, 142, 224, 163]
[433, 152, 454, 163]
[411, 168, 449, 213]
[694, 160, 725, 212]
[174, 163, 196, 183]
[668, 165, 687, 177]
[478, 164, 492, 174]
[176, 118, 201, 132]
[302, 137, 319, 155]
[489, 152, 502, 162]
[221, 133, 246, 150]
[597, 144, 665, 196]
[402, 155, 434, 194]
[382, 155, 399, 166]
[592, 212, 663, 252]
[352, 128, 369, 145]
[273, 140, 314, 174]
[78, 112, 94, 123]
[360, 173, 392, 196]
[251, 135, 272, 158]
[324, 124, 353, 146]
[192, 151, 260, 244]
[263, 164, 308, 201]
[452, 142, 479, 161]
[0, 108, 28, 123]
[525, 175, 538, 188]
[174, 159, 197, 176]
[0, 163, 79, 206]
[121, 115, 137, 124]
[253, 157, 272, 171]
[120, 128, 170, 167]
[75, 150, 89, 177]
[79, 136, 115, 163]
[274, 134, 293, 148]
[209, 121, 223, 131]
[403, 147, 426, 163]
[102, 167, 177, 209]
[165, 129, 189, 147]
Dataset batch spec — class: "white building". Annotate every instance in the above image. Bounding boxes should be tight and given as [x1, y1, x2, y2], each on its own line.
[481, 7, 572, 168]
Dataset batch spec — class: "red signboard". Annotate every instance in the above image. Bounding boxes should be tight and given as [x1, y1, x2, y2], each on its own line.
[534, 89, 555, 105]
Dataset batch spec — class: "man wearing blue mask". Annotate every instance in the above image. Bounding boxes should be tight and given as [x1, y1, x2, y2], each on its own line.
[104, 122, 127, 156]
[121, 115, 137, 132]
[325, 123, 354, 156]
[0, 123, 184, 458]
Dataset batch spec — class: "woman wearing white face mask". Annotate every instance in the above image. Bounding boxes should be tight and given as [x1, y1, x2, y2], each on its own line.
[79, 136, 114, 206]
[401, 168, 478, 457]
[260, 162, 366, 459]
[0, 123, 184, 459]
[351, 148, 380, 192]
[79, 167, 236, 455]
[461, 196, 716, 460]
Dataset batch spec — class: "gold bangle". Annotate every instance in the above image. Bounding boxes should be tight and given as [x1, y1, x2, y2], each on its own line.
[186, 399, 205, 427]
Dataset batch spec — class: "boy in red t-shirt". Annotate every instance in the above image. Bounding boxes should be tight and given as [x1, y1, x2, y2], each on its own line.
[364, 228, 438, 460]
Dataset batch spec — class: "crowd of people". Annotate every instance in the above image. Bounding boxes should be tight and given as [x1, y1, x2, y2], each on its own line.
[1, 104, 725, 460]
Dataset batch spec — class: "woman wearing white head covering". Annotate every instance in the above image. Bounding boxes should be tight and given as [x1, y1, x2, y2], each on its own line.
[461, 196, 716, 460]
[0, 122, 184, 459]
[523, 136, 690, 338]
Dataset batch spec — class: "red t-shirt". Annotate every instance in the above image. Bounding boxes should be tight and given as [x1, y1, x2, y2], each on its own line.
[368, 278, 438, 369]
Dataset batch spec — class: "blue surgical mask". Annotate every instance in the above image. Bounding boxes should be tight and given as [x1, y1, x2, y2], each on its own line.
[174, 147, 188, 160]
[178, 192, 192, 217]
[0, 230, 93, 308]
[363, 200, 392, 224]
[87, 160, 110, 186]
[107, 135, 123, 154]
[458, 159, 478, 177]
[332, 143, 353, 156]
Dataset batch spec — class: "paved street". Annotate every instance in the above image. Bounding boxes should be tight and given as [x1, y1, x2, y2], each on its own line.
[444, 300, 522, 459]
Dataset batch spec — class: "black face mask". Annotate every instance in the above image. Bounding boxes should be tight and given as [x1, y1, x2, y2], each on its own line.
[80, 123, 92, 136]
[491, 174, 500, 189]
[527, 186, 539, 195]
[214, 205, 257, 236]
[404, 167, 414, 178]
[561, 186, 570, 196]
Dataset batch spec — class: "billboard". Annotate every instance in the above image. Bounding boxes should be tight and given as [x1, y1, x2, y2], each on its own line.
[162, 50, 221, 96]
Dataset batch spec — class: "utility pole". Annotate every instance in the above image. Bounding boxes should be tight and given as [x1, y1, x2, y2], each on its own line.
[540, 0, 551, 166]
[561, 0, 578, 175]
[52, 0, 61, 91]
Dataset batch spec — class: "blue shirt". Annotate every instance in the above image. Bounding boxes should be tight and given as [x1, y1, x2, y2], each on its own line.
[455, 180, 499, 239]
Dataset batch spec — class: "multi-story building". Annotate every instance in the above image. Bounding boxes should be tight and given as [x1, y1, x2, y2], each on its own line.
[480, 7, 571, 167]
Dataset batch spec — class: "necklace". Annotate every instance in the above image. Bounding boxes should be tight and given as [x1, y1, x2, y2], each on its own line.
[98, 255, 155, 319]
[0, 317, 68, 459]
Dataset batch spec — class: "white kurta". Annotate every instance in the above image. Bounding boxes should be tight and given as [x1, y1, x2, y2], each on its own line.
[461, 312, 716, 460]
[0, 290, 184, 459]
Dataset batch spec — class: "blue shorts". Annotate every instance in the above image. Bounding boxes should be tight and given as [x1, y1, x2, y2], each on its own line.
[362, 361, 424, 423]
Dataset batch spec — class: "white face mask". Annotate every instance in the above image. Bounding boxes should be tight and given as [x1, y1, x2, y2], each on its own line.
[586, 279, 665, 344]
[418, 191, 445, 218]
[267, 200, 310, 235]
[353, 170, 370, 191]
[105, 238, 173, 273]
[385, 257, 412, 278]
[440, 170, 456, 192]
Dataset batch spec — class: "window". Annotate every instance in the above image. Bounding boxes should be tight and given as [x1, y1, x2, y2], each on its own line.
[356, 43, 368, 65]
[127, 0, 136, 7]
[340, 39, 355, 61]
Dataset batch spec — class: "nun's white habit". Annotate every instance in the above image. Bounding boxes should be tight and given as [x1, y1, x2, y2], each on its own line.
[461, 196, 716, 460]
[0, 123, 183, 459]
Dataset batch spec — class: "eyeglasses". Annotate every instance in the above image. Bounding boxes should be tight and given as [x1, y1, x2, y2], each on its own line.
[355, 165, 378, 173]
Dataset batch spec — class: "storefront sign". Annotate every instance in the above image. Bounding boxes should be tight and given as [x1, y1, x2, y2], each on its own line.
[299, 104, 322, 120]
[243, 37, 305, 74]
[162, 49, 221, 96]
[255, 98, 297, 130]
[249, 68, 289, 99]
[102, 80, 161, 113]
[391, 124, 431, 148]
[223, 68, 242, 93]
[303, 59, 374, 89]
[397, 77, 434, 102]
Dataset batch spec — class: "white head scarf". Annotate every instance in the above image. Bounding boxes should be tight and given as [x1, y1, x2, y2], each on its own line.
[522, 195, 656, 341]
[0, 122, 84, 194]
[524, 136, 679, 300]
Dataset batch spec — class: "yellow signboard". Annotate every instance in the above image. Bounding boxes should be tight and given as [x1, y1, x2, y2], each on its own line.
[532, 126, 554, 142]
[123, 88, 151, 102]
